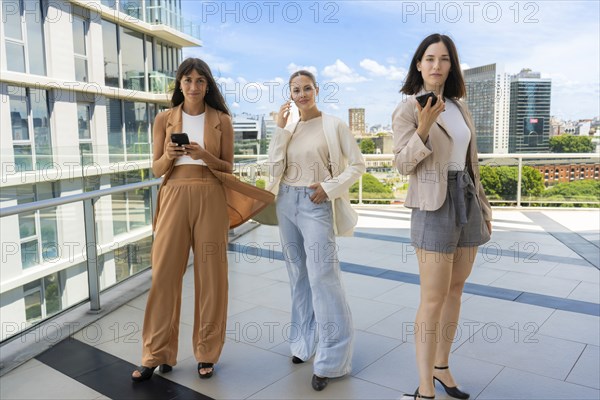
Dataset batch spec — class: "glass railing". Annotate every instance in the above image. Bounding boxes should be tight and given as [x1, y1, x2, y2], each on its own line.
[145, 5, 201, 40]
[149, 70, 175, 94]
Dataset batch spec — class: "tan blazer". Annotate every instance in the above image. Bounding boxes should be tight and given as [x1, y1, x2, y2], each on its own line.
[392, 95, 492, 221]
[152, 104, 274, 229]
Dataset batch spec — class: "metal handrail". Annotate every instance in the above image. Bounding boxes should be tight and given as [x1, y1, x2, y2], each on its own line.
[0, 179, 162, 218]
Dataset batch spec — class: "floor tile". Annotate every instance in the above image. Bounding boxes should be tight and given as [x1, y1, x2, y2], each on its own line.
[460, 295, 554, 328]
[537, 310, 599, 346]
[567, 345, 600, 389]
[478, 366, 600, 399]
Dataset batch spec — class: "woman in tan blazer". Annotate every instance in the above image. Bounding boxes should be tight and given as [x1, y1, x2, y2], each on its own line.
[392, 34, 492, 400]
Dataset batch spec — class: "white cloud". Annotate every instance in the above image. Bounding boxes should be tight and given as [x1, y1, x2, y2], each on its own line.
[287, 63, 318, 77]
[327, 104, 340, 110]
[183, 50, 233, 74]
[359, 59, 406, 81]
[321, 60, 368, 83]
[232, 102, 240, 108]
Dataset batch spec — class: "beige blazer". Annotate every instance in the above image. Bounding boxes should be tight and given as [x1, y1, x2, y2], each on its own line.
[392, 95, 492, 221]
[267, 113, 366, 235]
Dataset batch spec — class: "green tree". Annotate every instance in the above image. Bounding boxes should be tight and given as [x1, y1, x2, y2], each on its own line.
[349, 173, 393, 203]
[360, 138, 375, 154]
[479, 166, 544, 200]
[549, 135, 595, 153]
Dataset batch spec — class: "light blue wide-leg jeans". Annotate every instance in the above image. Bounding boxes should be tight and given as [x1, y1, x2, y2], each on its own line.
[276, 183, 354, 378]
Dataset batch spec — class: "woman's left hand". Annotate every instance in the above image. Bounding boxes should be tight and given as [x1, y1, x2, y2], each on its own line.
[486, 220, 492, 234]
[308, 183, 329, 204]
[183, 142, 208, 161]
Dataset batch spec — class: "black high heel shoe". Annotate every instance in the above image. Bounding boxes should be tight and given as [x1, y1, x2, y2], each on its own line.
[433, 366, 470, 399]
[292, 356, 304, 364]
[311, 374, 329, 391]
[159, 364, 173, 373]
[131, 366, 156, 382]
[198, 362, 214, 379]
[401, 387, 435, 399]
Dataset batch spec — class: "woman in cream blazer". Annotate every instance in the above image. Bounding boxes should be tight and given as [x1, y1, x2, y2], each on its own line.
[267, 70, 364, 391]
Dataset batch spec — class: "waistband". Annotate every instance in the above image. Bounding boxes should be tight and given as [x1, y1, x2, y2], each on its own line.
[163, 176, 221, 187]
[278, 183, 317, 193]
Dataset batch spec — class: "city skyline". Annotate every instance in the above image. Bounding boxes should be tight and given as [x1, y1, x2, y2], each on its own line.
[181, 0, 599, 126]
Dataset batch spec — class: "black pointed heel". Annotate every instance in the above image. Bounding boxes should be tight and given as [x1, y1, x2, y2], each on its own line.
[158, 364, 172, 373]
[198, 362, 214, 379]
[433, 366, 470, 399]
[131, 366, 156, 382]
[401, 387, 435, 399]
[292, 356, 304, 364]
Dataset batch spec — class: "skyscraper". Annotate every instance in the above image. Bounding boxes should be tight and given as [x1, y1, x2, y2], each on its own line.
[348, 108, 365, 136]
[509, 69, 552, 153]
[463, 63, 511, 153]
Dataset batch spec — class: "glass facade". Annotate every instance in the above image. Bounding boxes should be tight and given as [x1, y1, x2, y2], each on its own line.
[2, 0, 46, 75]
[509, 77, 552, 153]
[102, 20, 120, 87]
[8, 86, 52, 171]
[72, 16, 88, 82]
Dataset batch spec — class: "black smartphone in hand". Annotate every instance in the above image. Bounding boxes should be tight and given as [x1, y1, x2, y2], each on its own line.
[416, 92, 438, 108]
[171, 133, 190, 146]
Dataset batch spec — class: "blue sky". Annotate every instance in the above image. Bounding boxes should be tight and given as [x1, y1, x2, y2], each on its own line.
[182, 0, 600, 126]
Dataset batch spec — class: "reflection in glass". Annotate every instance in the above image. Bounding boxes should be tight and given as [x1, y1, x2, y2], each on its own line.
[107, 98, 124, 162]
[14, 145, 33, 171]
[124, 101, 149, 160]
[5, 42, 26, 72]
[102, 20, 119, 87]
[44, 274, 61, 316]
[25, 2, 46, 76]
[24, 284, 42, 323]
[30, 89, 52, 168]
[121, 27, 145, 90]
[9, 87, 29, 140]
[2, 1, 23, 39]
[21, 239, 39, 268]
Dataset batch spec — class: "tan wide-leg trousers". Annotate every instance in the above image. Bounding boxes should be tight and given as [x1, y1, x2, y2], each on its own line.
[141, 175, 229, 367]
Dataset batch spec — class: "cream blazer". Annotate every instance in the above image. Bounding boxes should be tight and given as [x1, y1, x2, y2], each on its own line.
[392, 95, 492, 221]
[267, 113, 366, 235]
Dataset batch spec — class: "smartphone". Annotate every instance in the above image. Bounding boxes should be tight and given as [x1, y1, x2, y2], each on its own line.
[288, 100, 300, 124]
[415, 92, 438, 108]
[170, 133, 190, 146]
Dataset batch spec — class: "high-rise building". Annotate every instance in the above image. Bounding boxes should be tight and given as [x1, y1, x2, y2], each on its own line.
[348, 108, 365, 136]
[0, 0, 200, 339]
[509, 69, 552, 153]
[463, 63, 511, 153]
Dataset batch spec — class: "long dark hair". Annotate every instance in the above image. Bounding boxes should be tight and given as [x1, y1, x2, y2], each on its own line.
[171, 58, 230, 115]
[400, 34, 466, 99]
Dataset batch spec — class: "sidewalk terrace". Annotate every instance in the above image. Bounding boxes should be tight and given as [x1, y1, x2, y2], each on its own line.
[1, 206, 598, 400]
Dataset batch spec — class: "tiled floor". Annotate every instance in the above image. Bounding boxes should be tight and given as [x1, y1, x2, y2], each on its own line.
[1, 207, 599, 399]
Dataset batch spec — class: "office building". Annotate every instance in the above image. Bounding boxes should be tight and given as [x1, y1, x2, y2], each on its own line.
[463, 63, 511, 153]
[0, 0, 200, 340]
[349, 108, 365, 136]
[508, 69, 552, 153]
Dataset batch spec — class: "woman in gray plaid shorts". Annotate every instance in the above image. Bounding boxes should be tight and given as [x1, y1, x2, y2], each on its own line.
[392, 34, 492, 400]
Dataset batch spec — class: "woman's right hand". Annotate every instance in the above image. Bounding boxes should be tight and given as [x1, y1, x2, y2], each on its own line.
[276, 101, 291, 128]
[415, 95, 445, 142]
[165, 142, 186, 160]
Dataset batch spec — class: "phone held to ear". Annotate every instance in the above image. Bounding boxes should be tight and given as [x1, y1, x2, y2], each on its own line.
[171, 133, 190, 146]
[288, 101, 300, 124]
[415, 92, 438, 108]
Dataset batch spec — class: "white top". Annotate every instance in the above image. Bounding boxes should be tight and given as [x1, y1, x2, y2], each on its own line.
[282, 116, 331, 186]
[439, 100, 471, 171]
[174, 111, 207, 166]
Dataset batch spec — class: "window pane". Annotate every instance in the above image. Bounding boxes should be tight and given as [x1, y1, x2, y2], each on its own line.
[30, 89, 52, 166]
[19, 211, 36, 238]
[2, 1, 23, 39]
[40, 207, 58, 261]
[101, 0, 115, 8]
[25, 0, 46, 75]
[121, 0, 142, 19]
[130, 236, 152, 274]
[121, 28, 145, 90]
[111, 173, 127, 235]
[124, 101, 148, 160]
[22, 239, 39, 268]
[6, 42, 26, 72]
[9, 88, 29, 140]
[77, 104, 91, 139]
[24, 287, 42, 322]
[106, 98, 124, 162]
[44, 274, 61, 315]
[14, 145, 33, 171]
[72, 17, 86, 55]
[102, 20, 119, 87]
[74, 57, 88, 82]
[80, 143, 93, 166]
[146, 37, 154, 71]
